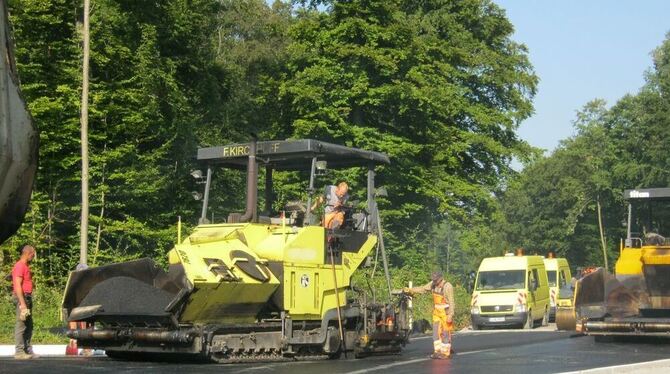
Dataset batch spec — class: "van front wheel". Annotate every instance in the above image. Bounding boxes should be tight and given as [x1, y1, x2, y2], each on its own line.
[524, 310, 533, 329]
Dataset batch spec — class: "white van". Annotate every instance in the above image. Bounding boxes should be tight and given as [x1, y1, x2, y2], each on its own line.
[471, 255, 550, 329]
[543, 257, 571, 322]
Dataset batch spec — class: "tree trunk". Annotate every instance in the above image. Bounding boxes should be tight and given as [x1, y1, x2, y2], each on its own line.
[92, 162, 105, 267]
[79, 0, 91, 266]
[597, 196, 608, 271]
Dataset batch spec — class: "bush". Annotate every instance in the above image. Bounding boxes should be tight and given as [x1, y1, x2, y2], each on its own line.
[0, 286, 68, 344]
[352, 266, 472, 332]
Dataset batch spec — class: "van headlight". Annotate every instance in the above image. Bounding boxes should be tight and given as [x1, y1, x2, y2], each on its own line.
[471, 306, 480, 315]
[515, 303, 526, 313]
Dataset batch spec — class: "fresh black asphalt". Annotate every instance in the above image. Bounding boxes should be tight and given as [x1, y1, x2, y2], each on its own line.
[3, 328, 670, 373]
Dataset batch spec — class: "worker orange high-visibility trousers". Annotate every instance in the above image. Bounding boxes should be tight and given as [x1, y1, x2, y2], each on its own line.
[432, 291, 452, 356]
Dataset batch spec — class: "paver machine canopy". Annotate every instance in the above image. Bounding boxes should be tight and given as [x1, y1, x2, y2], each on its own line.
[196, 139, 390, 227]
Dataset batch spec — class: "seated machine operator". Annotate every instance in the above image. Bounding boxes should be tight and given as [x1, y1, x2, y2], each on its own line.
[311, 181, 349, 229]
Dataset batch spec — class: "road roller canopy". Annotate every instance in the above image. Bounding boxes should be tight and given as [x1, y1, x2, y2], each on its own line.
[624, 188, 670, 201]
[197, 139, 390, 170]
[624, 188, 670, 247]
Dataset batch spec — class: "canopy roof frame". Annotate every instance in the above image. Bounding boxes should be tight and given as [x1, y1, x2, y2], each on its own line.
[197, 139, 390, 170]
[624, 188, 670, 201]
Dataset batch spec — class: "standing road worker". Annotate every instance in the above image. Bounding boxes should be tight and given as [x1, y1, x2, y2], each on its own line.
[12, 244, 37, 360]
[405, 271, 455, 359]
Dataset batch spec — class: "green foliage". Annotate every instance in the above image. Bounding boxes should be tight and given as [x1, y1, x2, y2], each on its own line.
[0, 286, 68, 344]
[1, 0, 540, 341]
[352, 263, 471, 331]
[1, 0, 228, 271]
[498, 33, 670, 271]
[276, 0, 537, 270]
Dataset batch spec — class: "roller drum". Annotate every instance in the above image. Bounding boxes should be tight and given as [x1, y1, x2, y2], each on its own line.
[555, 307, 576, 331]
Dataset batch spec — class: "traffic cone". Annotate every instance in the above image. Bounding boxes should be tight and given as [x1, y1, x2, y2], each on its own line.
[66, 321, 92, 356]
[65, 321, 79, 355]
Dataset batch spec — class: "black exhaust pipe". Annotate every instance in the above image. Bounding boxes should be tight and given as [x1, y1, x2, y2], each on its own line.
[67, 328, 195, 344]
[240, 139, 257, 223]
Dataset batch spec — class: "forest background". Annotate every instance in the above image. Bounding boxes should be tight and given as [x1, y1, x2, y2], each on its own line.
[1, 0, 669, 342]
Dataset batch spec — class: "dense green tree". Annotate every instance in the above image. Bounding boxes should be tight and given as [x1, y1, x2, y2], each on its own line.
[3, 0, 83, 282]
[499, 33, 670, 271]
[1, 0, 230, 279]
[1, 0, 541, 341]
[277, 0, 537, 269]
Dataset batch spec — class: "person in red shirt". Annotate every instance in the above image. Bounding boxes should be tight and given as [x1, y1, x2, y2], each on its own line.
[12, 244, 36, 360]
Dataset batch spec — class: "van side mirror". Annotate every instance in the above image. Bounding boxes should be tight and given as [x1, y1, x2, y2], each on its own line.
[531, 280, 538, 291]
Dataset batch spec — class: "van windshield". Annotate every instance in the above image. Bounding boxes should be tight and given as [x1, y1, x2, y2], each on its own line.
[476, 270, 526, 290]
[547, 270, 557, 287]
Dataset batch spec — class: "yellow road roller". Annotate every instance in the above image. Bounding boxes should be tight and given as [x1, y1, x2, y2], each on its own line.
[575, 188, 670, 337]
[556, 267, 596, 331]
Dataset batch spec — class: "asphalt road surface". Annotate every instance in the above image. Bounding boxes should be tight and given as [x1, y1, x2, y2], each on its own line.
[3, 326, 670, 373]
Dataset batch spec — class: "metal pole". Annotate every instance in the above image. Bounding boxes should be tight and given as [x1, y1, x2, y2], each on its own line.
[376, 200, 393, 299]
[367, 167, 375, 232]
[199, 167, 212, 224]
[368, 164, 392, 299]
[329, 243, 347, 358]
[408, 281, 413, 332]
[240, 139, 258, 223]
[597, 197, 608, 270]
[177, 216, 182, 244]
[627, 202, 632, 240]
[368, 165, 392, 298]
[79, 0, 91, 266]
[305, 157, 317, 226]
[265, 166, 273, 215]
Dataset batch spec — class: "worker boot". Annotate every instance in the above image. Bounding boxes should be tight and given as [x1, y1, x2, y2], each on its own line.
[430, 352, 449, 360]
[14, 352, 33, 360]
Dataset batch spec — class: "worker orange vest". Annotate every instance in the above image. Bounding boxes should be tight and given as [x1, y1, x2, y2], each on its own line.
[432, 286, 453, 332]
[432, 288, 448, 320]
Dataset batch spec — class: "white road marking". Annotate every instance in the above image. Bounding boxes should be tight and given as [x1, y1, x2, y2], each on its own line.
[346, 348, 497, 374]
[346, 357, 430, 374]
[231, 360, 313, 372]
[410, 335, 433, 341]
[560, 358, 670, 374]
[234, 366, 274, 373]
[457, 348, 496, 356]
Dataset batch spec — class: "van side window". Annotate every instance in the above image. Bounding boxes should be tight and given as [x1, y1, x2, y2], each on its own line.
[559, 270, 567, 287]
[528, 269, 539, 290]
